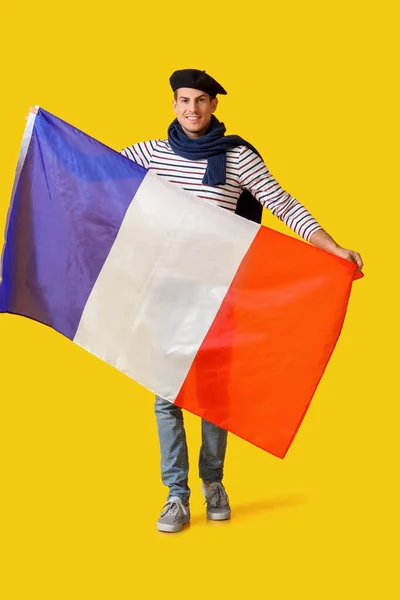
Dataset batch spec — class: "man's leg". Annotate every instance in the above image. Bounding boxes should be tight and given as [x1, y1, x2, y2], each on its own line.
[199, 419, 231, 520]
[199, 418, 228, 484]
[154, 395, 190, 503]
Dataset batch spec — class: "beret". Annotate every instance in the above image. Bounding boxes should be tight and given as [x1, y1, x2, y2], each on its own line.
[170, 69, 227, 97]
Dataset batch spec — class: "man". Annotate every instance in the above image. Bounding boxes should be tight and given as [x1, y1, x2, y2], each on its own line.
[119, 69, 363, 533]
[29, 69, 362, 534]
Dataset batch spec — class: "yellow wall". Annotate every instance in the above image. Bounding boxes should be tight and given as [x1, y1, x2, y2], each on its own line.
[0, 1, 398, 598]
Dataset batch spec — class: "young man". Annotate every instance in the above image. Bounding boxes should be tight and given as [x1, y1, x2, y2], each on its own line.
[29, 70, 362, 533]
[119, 68, 363, 533]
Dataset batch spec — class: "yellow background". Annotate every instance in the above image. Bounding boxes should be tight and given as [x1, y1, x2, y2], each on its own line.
[0, 1, 398, 598]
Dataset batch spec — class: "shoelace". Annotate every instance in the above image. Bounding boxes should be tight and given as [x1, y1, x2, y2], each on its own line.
[203, 484, 229, 508]
[160, 500, 189, 521]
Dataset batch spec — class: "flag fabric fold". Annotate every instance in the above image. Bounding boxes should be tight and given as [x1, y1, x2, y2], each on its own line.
[0, 108, 362, 458]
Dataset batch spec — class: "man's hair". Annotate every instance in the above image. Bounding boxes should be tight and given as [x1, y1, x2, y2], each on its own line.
[174, 91, 216, 101]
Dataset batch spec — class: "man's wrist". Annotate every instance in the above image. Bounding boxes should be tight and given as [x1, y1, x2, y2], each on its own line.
[309, 228, 340, 252]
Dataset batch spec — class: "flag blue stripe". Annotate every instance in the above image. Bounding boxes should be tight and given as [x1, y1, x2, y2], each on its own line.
[0, 108, 147, 339]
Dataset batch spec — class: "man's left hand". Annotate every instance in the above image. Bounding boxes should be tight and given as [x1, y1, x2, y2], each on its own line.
[331, 246, 363, 271]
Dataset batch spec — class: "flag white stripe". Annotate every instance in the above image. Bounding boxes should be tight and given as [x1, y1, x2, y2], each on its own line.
[73, 171, 260, 401]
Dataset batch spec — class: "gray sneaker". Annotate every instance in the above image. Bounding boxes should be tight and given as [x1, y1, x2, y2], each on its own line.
[202, 482, 231, 520]
[157, 496, 190, 533]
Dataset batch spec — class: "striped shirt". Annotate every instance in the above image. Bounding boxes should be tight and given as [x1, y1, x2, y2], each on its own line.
[121, 139, 322, 241]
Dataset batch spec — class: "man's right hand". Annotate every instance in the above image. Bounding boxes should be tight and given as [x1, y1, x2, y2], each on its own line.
[26, 106, 38, 119]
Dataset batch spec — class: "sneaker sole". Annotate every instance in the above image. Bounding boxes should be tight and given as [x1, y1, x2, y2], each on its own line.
[207, 510, 231, 521]
[157, 515, 190, 533]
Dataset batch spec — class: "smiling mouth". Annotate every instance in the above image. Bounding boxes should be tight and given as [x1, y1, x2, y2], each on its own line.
[186, 116, 201, 122]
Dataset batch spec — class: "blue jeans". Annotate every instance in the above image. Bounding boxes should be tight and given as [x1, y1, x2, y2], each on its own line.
[154, 395, 228, 504]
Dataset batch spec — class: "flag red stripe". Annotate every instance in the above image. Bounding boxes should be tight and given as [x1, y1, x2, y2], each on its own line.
[175, 226, 360, 458]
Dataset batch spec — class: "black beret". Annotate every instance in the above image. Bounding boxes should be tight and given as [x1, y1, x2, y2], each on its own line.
[170, 69, 227, 97]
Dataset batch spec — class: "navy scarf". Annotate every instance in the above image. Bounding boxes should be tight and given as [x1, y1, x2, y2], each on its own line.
[168, 116, 263, 224]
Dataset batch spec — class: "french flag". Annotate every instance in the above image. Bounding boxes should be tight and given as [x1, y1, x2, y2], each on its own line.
[0, 108, 362, 458]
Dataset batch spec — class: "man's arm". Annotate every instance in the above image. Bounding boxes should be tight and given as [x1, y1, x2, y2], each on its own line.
[308, 228, 363, 270]
[238, 146, 363, 270]
[121, 141, 157, 168]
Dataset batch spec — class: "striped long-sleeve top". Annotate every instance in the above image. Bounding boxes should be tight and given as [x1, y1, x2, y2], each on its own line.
[120, 139, 322, 242]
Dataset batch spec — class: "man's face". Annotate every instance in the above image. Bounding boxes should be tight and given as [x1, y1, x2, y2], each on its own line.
[173, 88, 218, 139]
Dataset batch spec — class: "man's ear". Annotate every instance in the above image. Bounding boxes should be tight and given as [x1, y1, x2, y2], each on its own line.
[211, 97, 218, 113]
[172, 97, 178, 115]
